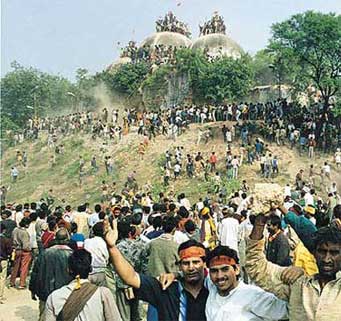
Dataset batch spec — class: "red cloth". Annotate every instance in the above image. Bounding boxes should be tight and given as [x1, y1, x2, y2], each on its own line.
[42, 231, 55, 248]
[209, 155, 217, 164]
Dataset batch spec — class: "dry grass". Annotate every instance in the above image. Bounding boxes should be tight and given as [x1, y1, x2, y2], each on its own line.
[1, 122, 338, 206]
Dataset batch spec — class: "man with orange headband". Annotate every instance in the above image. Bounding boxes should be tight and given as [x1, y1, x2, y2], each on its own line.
[205, 245, 288, 321]
[104, 218, 209, 321]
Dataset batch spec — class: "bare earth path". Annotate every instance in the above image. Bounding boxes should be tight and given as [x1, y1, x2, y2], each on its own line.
[0, 287, 38, 321]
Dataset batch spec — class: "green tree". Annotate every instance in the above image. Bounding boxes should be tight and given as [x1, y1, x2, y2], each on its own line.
[175, 48, 209, 102]
[199, 55, 254, 103]
[142, 65, 172, 109]
[97, 62, 150, 95]
[74, 68, 97, 110]
[1, 61, 75, 131]
[269, 11, 341, 109]
[252, 50, 276, 86]
[174, 49, 254, 103]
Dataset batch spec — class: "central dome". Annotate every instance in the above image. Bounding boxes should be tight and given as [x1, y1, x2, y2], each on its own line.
[191, 33, 243, 59]
[140, 31, 192, 50]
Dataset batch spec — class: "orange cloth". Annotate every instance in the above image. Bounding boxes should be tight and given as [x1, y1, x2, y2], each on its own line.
[179, 246, 206, 260]
[209, 255, 237, 267]
[209, 154, 217, 164]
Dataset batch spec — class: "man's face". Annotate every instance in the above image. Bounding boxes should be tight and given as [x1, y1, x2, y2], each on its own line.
[209, 264, 239, 296]
[315, 242, 341, 278]
[266, 222, 277, 235]
[113, 210, 120, 217]
[179, 257, 205, 285]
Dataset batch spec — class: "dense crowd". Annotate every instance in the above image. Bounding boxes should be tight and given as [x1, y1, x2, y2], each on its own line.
[155, 11, 191, 37]
[2, 91, 341, 321]
[1, 164, 340, 320]
[119, 12, 231, 66]
[199, 12, 226, 36]
[6, 97, 341, 197]
[11, 98, 341, 156]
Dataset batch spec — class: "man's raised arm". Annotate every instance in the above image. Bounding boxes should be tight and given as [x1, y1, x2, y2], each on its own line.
[246, 214, 290, 301]
[104, 219, 141, 289]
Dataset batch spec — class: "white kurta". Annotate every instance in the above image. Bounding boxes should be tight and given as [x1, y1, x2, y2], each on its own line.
[84, 236, 109, 274]
[205, 279, 288, 321]
[218, 217, 239, 253]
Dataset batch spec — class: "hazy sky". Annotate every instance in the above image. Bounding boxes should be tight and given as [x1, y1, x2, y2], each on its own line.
[1, 0, 340, 81]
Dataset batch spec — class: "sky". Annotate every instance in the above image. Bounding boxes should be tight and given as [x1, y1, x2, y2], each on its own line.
[1, 0, 340, 81]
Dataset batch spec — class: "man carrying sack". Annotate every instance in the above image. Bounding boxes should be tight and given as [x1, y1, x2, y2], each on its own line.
[45, 249, 121, 321]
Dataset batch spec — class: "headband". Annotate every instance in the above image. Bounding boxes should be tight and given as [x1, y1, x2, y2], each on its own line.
[179, 246, 206, 260]
[209, 255, 236, 267]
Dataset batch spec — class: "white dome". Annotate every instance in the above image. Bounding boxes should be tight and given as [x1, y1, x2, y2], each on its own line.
[191, 33, 243, 59]
[107, 57, 132, 73]
[140, 31, 192, 50]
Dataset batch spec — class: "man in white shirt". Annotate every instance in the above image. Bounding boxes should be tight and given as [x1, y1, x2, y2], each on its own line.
[225, 129, 232, 144]
[236, 193, 252, 214]
[218, 208, 239, 253]
[88, 204, 101, 229]
[231, 156, 240, 179]
[179, 193, 191, 211]
[174, 162, 181, 180]
[205, 246, 288, 321]
[322, 161, 331, 179]
[284, 184, 291, 197]
[304, 189, 315, 206]
[84, 222, 109, 286]
[173, 229, 190, 245]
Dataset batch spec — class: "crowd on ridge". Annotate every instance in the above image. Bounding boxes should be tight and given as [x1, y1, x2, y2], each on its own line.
[11, 98, 341, 153]
[6, 97, 340, 194]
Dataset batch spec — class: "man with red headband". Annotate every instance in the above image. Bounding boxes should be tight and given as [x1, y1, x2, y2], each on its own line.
[205, 245, 288, 321]
[105, 218, 209, 321]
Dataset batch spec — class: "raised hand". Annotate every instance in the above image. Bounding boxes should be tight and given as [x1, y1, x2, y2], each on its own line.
[157, 273, 176, 290]
[103, 217, 118, 248]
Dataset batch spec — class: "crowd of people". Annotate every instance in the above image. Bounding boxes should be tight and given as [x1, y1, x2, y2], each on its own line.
[199, 12, 226, 36]
[155, 11, 191, 37]
[117, 11, 231, 70]
[119, 11, 228, 66]
[120, 41, 183, 66]
[2, 86, 341, 321]
[0, 162, 340, 320]
[5, 97, 341, 192]
[12, 98, 340, 154]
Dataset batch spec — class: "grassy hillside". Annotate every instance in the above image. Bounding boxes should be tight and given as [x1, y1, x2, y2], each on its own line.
[1, 122, 339, 207]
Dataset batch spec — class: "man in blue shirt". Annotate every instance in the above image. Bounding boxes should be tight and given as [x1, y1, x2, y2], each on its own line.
[105, 220, 208, 321]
